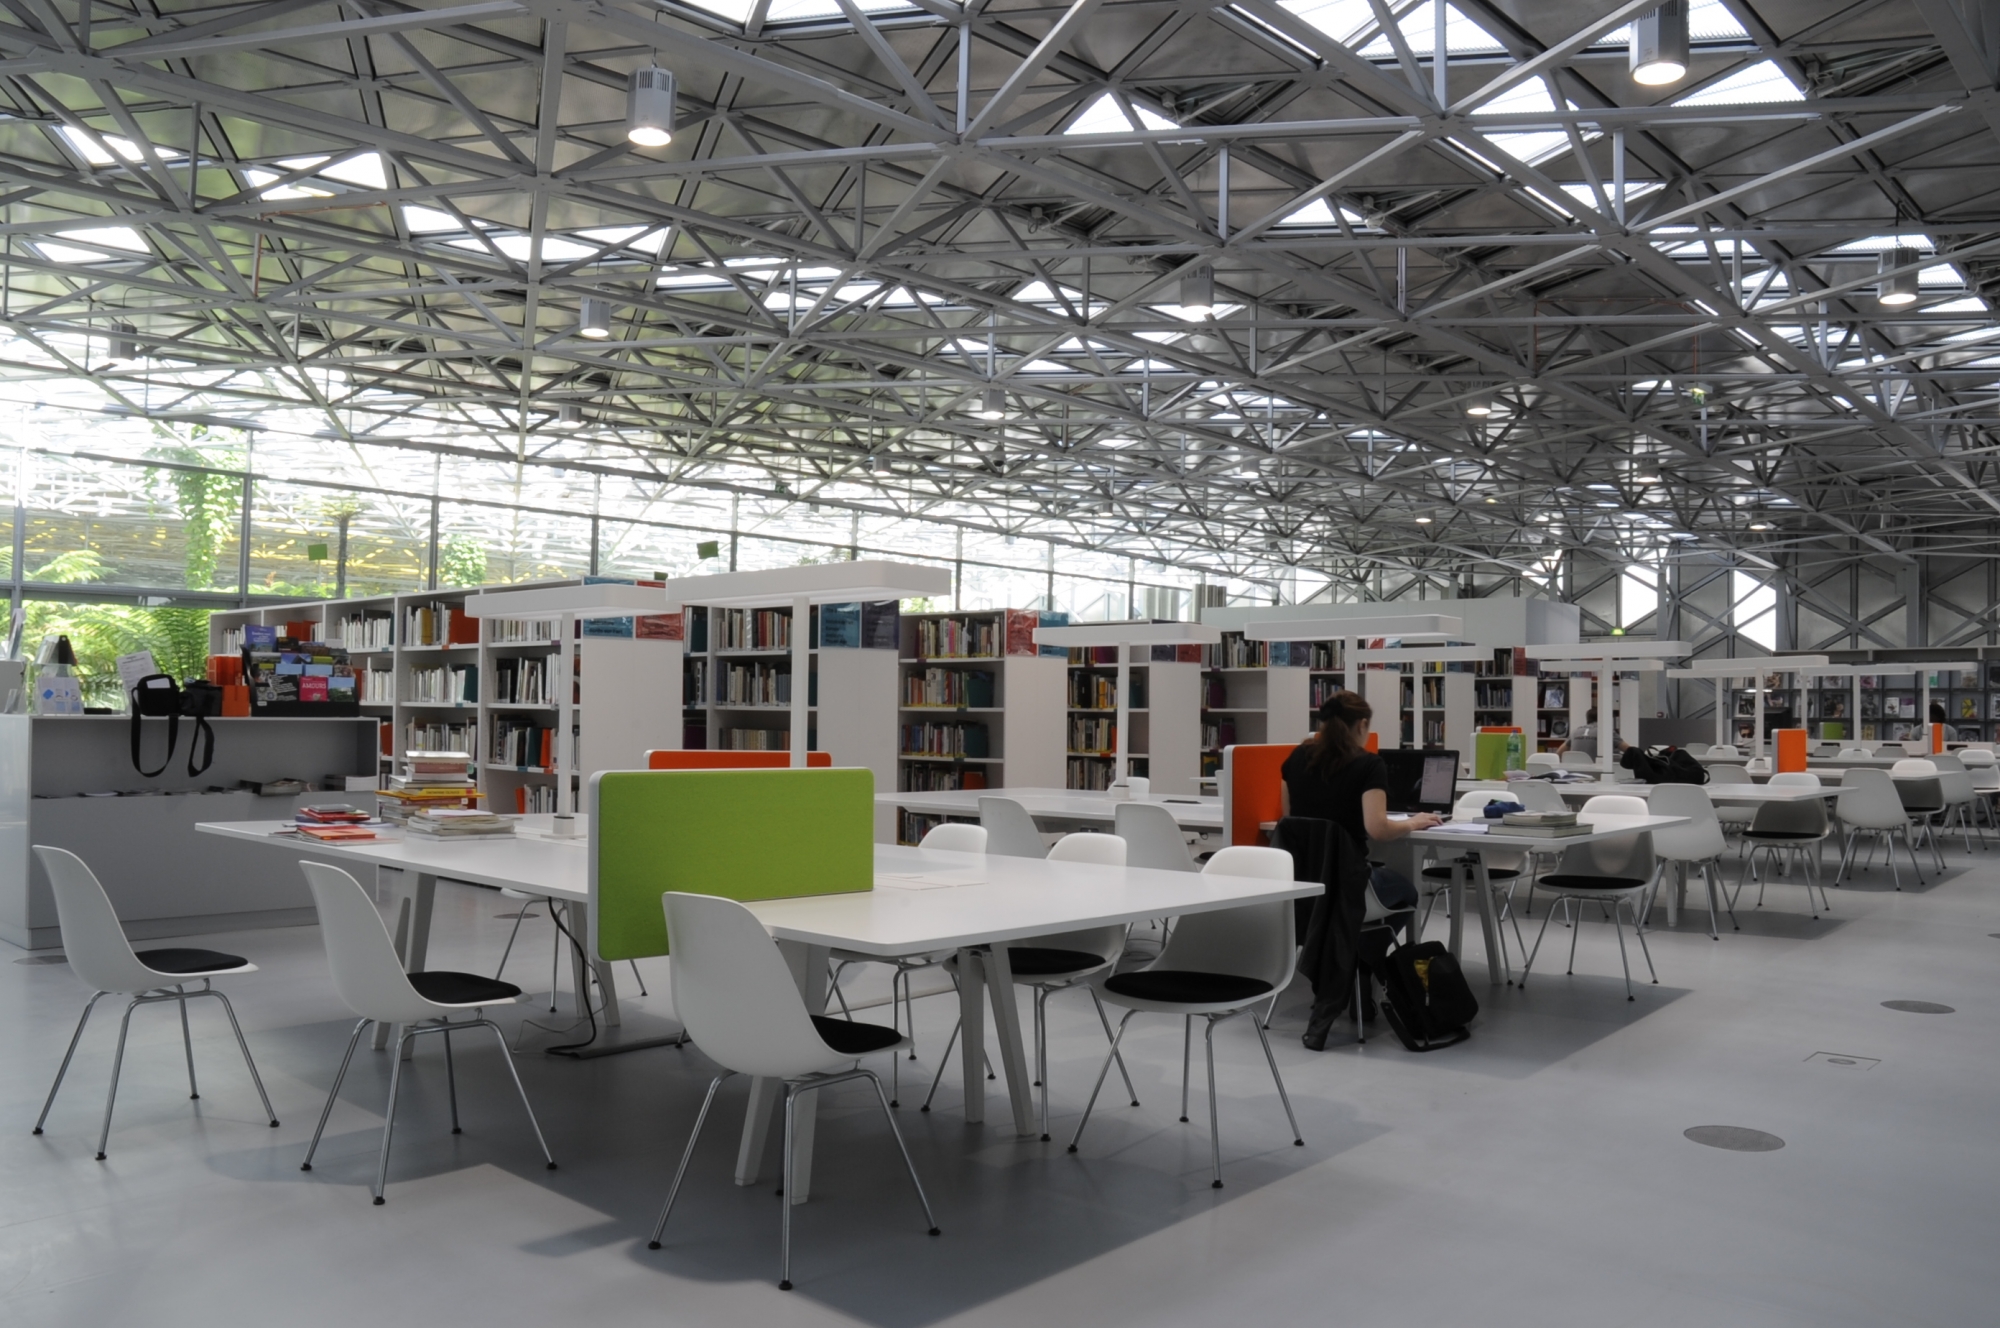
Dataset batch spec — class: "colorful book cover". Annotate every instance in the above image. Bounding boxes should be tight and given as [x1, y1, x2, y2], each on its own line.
[299, 676, 328, 702]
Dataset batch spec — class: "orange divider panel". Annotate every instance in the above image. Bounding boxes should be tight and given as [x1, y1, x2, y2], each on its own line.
[1226, 743, 1293, 846]
[1933, 723, 1945, 755]
[1775, 728, 1808, 773]
[646, 750, 832, 769]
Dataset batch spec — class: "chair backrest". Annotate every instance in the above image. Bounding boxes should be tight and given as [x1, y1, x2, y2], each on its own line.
[1453, 790, 1495, 818]
[1580, 794, 1649, 817]
[300, 862, 439, 1025]
[1892, 758, 1937, 776]
[1929, 752, 1966, 774]
[31, 846, 158, 994]
[1902, 741, 1932, 757]
[1749, 792, 1828, 836]
[1707, 764, 1753, 785]
[1838, 747, 1868, 758]
[979, 796, 1048, 859]
[663, 892, 847, 1079]
[1958, 748, 1996, 767]
[1646, 785, 1727, 862]
[1509, 780, 1569, 812]
[1026, 833, 1128, 968]
[1152, 848, 1298, 992]
[1047, 831, 1127, 866]
[1835, 768, 1909, 829]
[1744, 756, 1772, 774]
[918, 822, 988, 854]
[1113, 801, 1196, 872]
[1769, 771, 1821, 788]
[1936, 767, 1976, 805]
[1709, 744, 1739, 757]
[1684, 742, 1709, 756]
[1524, 753, 1559, 771]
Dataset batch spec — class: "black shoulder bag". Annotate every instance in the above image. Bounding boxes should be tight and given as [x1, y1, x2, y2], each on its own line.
[130, 675, 218, 777]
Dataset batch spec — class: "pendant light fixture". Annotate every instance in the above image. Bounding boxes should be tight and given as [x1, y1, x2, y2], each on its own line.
[578, 297, 612, 339]
[1630, 2, 1689, 87]
[1180, 267, 1214, 319]
[627, 66, 676, 148]
[974, 386, 1005, 420]
[1878, 246, 1921, 307]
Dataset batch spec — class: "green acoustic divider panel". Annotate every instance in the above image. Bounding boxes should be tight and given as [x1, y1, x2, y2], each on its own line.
[590, 767, 875, 962]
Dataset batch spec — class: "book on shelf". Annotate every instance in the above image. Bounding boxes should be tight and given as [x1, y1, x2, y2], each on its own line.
[904, 667, 994, 708]
[901, 721, 989, 758]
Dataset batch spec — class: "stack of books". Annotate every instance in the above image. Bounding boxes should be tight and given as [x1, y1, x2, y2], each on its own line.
[376, 750, 482, 824]
[1499, 810, 1590, 839]
[406, 808, 514, 840]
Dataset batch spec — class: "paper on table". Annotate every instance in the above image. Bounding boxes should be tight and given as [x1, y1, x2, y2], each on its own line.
[877, 870, 987, 890]
[1428, 822, 1491, 834]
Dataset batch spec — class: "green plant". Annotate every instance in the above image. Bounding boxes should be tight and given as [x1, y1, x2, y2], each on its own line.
[438, 533, 487, 587]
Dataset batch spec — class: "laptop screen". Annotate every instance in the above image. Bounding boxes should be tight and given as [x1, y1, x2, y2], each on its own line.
[1381, 749, 1459, 813]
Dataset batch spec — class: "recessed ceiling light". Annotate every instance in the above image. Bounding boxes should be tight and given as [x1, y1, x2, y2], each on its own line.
[1636, 473, 1661, 482]
[1414, 516, 1432, 524]
[1484, 497, 1496, 503]
[1749, 521, 1771, 531]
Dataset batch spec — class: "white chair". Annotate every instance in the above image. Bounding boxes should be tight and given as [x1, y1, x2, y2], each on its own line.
[1838, 747, 1869, 759]
[1684, 742, 1709, 756]
[29, 847, 278, 1159]
[1525, 753, 1559, 772]
[1709, 744, 1740, 757]
[1520, 798, 1658, 1000]
[1113, 801, 1197, 872]
[1769, 771, 1821, 788]
[1927, 753, 1985, 852]
[1643, 785, 1738, 938]
[1068, 846, 1302, 1189]
[298, 862, 554, 1204]
[1736, 788, 1833, 920]
[1705, 763, 1757, 836]
[647, 891, 936, 1290]
[1960, 749, 2000, 832]
[1013, 832, 1138, 1140]
[1891, 759, 1949, 871]
[1416, 792, 1526, 961]
[495, 891, 649, 1013]
[1833, 768, 1927, 890]
[828, 822, 986, 1075]
[1744, 756, 1773, 775]
[979, 795, 1048, 858]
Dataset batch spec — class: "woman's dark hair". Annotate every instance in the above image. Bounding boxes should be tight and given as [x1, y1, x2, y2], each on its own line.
[1308, 690, 1372, 770]
[1929, 702, 1947, 724]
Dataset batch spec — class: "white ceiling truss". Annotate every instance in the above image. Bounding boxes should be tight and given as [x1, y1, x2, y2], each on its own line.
[0, 0, 1997, 593]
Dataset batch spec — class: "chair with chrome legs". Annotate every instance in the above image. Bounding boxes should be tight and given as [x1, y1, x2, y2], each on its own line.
[1833, 767, 1928, 890]
[30, 846, 278, 1159]
[298, 862, 555, 1204]
[647, 890, 937, 1291]
[1891, 759, 1949, 873]
[1642, 784, 1738, 937]
[1068, 846, 1303, 1189]
[496, 889, 649, 1013]
[1520, 798, 1659, 1001]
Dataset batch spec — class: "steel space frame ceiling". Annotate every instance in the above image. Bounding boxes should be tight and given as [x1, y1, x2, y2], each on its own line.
[0, 0, 1996, 592]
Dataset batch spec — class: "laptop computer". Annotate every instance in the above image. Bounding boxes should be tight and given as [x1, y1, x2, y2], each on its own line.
[1381, 748, 1459, 814]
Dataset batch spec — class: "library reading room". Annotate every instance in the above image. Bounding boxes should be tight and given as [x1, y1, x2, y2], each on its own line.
[2, 2, 1996, 1325]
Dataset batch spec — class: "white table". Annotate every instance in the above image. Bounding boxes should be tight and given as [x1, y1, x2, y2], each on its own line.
[884, 787, 1225, 831]
[739, 844, 1317, 1199]
[1523, 781, 1837, 806]
[1401, 813, 1688, 986]
[195, 817, 621, 1050]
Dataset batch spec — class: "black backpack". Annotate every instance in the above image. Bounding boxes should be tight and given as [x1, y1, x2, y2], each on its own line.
[1379, 941, 1478, 1052]
[130, 675, 218, 778]
[1618, 745, 1710, 785]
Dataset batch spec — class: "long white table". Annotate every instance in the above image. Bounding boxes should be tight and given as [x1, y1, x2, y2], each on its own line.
[194, 819, 1315, 1204]
[195, 816, 618, 1049]
[885, 787, 1225, 831]
[1399, 812, 1688, 986]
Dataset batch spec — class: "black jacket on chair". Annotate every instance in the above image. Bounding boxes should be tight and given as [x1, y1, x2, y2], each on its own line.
[1269, 816, 1373, 1043]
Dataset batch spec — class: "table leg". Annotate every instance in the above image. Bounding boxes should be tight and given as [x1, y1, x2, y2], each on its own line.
[562, 901, 622, 1028]
[1446, 858, 1466, 960]
[979, 943, 1035, 1136]
[1471, 855, 1508, 987]
[1668, 862, 1685, 928]
[958, 947, 986, 1124]
[375, 871, 437, 1052]
[735, 942, 827, 1203]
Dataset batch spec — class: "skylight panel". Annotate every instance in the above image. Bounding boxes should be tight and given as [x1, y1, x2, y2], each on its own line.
[58, 126, 183, 166]
[575, 226, 665, 256]
[1276, 0, 1375, 45]
[1592, 0, 1747, 45]
[1927, 297, 1988, 313]
[764, 0, 916, 20]
[682, 0, 756, 21]
[403, 206, 467, 233]
[243, 167, 331, 202]
[317, 153, 387, 189]
[1673, 60, 1803, 107]
[1469, 78, 1593, 167]
[1066, 92, 1177, 136]
[1829, 233, 1931, 254]
[1276, 197, 1374, 228]
[35, 226, 150, 264]
[1358, 1, 1504, 57]
[1557, 180, 1660, 211]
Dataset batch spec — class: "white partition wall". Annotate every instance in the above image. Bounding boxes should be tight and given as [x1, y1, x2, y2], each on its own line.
[816, 644, 899, 842]
[1362, 668, 1402, 742]
[1145, 659, 1203, 795]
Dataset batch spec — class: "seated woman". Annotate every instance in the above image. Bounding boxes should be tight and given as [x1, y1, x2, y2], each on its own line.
[1279, 691, 1439, 1015]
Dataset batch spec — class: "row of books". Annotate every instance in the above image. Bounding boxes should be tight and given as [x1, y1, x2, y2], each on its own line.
[405, 601, 479, 647]
[1310, 676, 1344, 708]
[327, 613, 394, 651]
[901, 766, 988, 793]
[912, 616, 997, 659]
[1066, 757, 1120, 790]
[1474, 680, 1519, 708]
[515, 784, 560, 813]
[901, 721, 990, 758]
[1067, 716, 1116, 755]
[363, 665, 394, 702]
[488, 618, 555, 645]
[1208, 637, 1270, 669]
[406, 720, 474, 753]
[1068, 672, 1143, 710]
[718, 662, 812, 706]
[903, 667, 995, 709]
[685, 658, 709, 705]
[714, 607, 792, 651]
[492, 719, 554, 769]
[717, 727, 813, 751]
[407, 665, 477, 705]
[491, 658, 549, 705]
[1202, 720, 1237, 751]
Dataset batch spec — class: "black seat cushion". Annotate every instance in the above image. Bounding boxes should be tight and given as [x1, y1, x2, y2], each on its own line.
[1537, 875, 1649, 893]
[1744, 829, 1823, 840]
[1103, 969, 1274, 1005]
[1421, 866, 1520, 881]
[135, 947, 249, 975]
[1004, 946, 1108, 977]
[409, 970, 522, 1005]
[811, 1015, 902, 1056]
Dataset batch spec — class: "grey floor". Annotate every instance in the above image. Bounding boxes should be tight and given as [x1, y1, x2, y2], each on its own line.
[3, 847, 1996, 1328]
